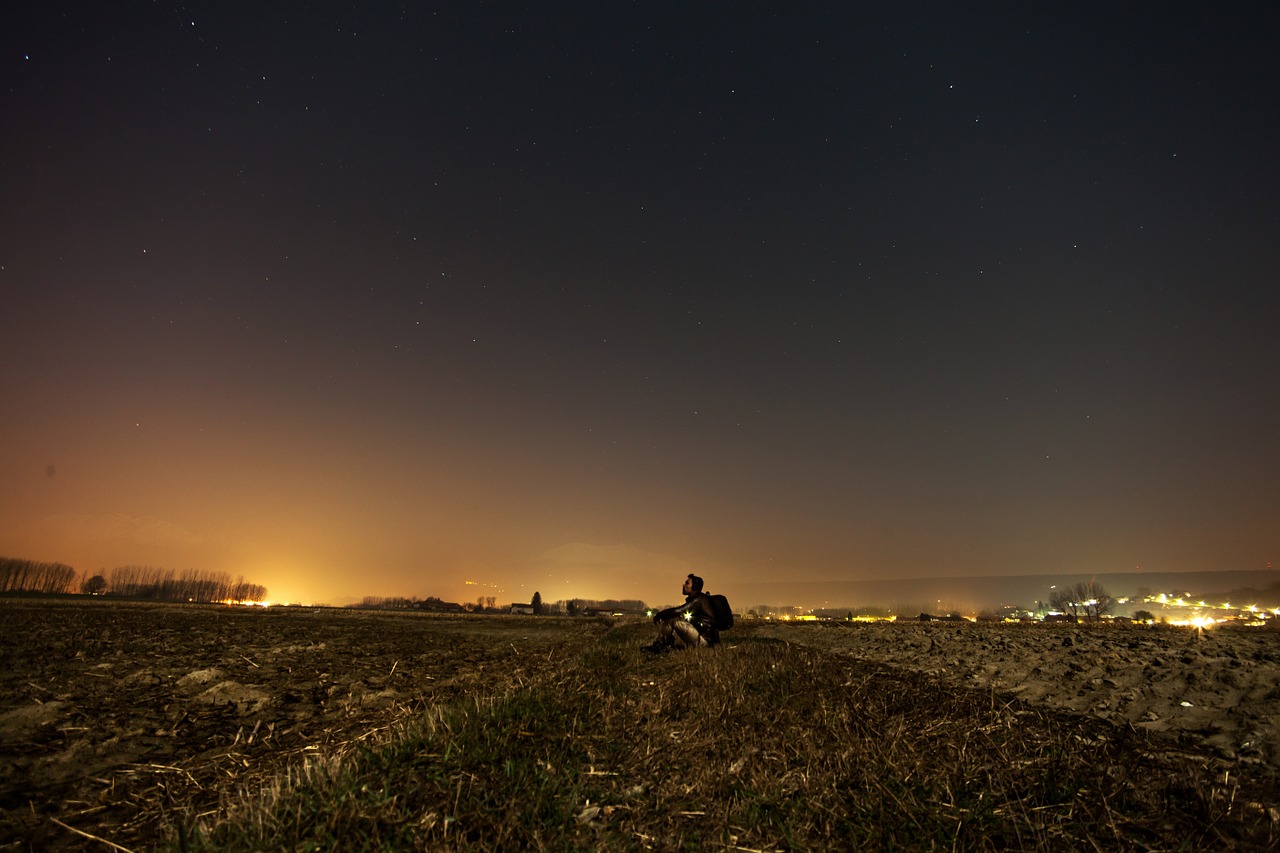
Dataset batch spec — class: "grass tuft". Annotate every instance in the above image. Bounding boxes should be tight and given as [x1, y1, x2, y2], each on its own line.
[186, 622, 1280, 850]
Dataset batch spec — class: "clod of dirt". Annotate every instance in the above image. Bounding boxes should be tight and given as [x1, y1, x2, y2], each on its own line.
[195, 681, 271, 714]
[178, 668, 226, 687]
[0, 701, 65, 743]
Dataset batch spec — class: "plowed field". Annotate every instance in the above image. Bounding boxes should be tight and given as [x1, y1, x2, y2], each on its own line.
[0, 600, 604, 850]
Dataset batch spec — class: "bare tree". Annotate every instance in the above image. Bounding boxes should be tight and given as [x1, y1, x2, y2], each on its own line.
[1049, 581, 1114, 623]
[1074, 580, 1114, 622]
[1048, 587, 1080, 621]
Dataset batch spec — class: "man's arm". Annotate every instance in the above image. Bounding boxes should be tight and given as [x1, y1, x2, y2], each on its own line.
[653, 602, 689, 623]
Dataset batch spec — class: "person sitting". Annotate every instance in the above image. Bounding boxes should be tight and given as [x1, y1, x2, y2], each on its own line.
[643, 573, 719, 652]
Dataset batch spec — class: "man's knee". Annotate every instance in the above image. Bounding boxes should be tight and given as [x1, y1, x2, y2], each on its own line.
[671, 620, 707, 648]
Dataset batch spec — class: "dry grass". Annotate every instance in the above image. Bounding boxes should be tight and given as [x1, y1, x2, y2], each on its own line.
[181, 622, 1280, 851]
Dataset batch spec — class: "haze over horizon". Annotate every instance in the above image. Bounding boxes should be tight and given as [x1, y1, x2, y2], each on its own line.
[3, 4, 1277, 609]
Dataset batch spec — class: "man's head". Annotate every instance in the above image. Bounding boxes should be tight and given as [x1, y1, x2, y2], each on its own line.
[684, 573, 704, 595]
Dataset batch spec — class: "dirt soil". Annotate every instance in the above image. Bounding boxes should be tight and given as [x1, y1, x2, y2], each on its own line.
[4, 601, 1280, 850]
[760, 619, 1280, 767]
[0, 599, 603, 851]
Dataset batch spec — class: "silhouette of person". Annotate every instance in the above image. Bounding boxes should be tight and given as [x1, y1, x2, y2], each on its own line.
[643, 573, 718, 652]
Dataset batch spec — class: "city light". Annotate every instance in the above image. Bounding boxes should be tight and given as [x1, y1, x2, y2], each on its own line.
[1142, 590, 1275, 628]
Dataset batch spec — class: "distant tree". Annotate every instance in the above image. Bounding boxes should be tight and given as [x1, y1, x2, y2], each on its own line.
[1074, 581, 1113, 622]
[1050, 581, 1114, 623]
[531, 591, 543, 615]
[1048, 587, 1079, 620]
[82, 574, 107, 595]
[229, 580, 267, 603]
[566, 599, 579, 617]
[1132, 609, 1155, 623]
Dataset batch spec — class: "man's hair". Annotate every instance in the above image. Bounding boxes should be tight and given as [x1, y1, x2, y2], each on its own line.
[686, 573, 704, 592]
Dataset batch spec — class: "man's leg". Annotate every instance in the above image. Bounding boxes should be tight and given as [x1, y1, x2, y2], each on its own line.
[642, 618, 677, 652]
[644, 617, 710, 652]
[670, 620, 708, 649]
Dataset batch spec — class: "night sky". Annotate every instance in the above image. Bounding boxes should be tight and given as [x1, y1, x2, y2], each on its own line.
[3, 3, 1277, 608]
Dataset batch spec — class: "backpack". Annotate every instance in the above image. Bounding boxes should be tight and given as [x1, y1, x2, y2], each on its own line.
[707, 593, 734, 631]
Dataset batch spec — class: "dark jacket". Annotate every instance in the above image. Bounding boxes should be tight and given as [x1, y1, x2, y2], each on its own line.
[654, 592, 719, 645]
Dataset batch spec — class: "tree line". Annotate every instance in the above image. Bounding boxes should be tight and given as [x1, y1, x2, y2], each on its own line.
[347, 594, 655, 616]
[0, 558, 78, 594]
[0, 556, 267, 603]
[105, 565, 267, 602]
[562, 597, 648, 614]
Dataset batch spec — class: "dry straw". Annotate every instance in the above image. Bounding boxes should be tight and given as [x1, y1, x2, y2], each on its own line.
[182, 623, 1278, 850]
